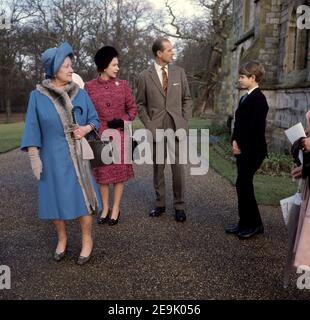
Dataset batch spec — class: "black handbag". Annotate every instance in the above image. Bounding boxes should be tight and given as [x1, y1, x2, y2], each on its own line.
[88, 127, 139, 168]
[87, 129, 113, 168]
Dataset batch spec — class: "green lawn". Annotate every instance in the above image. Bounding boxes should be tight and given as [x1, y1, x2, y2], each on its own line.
[209, 146, 297, 206]
[0, 118, 296, 206]
[135, 117, 299, 205]
[0, 122, 24, 153]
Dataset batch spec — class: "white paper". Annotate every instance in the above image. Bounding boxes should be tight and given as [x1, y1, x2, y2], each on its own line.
[280, 192, 302, 226]
[284, 122, 306, 145]
[294, 192, 302, 206]
[280, 195, 295, 226]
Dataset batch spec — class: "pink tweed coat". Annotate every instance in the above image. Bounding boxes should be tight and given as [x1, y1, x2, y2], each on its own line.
[85, 77, 137, 184]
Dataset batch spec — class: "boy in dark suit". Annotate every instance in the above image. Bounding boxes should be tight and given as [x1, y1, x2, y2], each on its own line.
[225, 60, 269, 239]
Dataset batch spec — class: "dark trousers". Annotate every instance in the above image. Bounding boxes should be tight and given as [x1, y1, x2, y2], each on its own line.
[236, 155, 264, 229]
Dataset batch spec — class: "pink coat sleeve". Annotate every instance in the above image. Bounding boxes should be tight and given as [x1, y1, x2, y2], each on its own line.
[122, 81, 137, 122]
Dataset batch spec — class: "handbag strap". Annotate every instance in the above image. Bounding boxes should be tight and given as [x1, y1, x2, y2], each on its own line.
[90, 126, 113, 142]
[92, 127, 102, 140]
[87, 125, 101, 142]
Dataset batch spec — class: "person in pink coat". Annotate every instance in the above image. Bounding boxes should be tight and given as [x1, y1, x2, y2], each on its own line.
[290, 110, 310, 268]
[85, 46, 137, 226]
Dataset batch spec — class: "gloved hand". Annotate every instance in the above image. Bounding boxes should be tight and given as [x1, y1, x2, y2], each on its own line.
[107, 118, 124, 130]
[28, 147, 42, 180]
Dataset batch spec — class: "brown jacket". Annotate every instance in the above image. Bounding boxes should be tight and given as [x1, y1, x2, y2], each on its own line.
[136, 63, 192, 137]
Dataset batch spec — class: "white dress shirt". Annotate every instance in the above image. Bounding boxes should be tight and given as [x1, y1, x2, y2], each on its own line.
[154, 62, 169, 86]
[247, 85, 259, 95]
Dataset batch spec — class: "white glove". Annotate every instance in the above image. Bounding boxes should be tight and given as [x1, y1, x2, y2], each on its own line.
[28, 147, 42, 180]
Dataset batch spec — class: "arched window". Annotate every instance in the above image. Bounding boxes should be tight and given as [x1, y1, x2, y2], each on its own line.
[238, 47, 245, 73]
[295, 27, 310, 70]
[243, 0, 255, 32]
[285, 10, 297, 73]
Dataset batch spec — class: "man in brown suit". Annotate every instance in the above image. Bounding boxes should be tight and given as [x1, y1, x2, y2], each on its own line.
[136, 37, 192, 222]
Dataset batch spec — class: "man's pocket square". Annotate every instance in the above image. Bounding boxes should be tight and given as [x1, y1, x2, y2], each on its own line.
[173, 83, 180, 86]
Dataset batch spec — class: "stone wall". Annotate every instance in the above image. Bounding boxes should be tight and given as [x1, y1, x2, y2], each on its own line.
[215, 0, 310, 153]
[272, 89, 310, 152]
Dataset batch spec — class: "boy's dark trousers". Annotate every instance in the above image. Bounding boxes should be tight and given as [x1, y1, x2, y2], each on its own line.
[236, 154, 264, 229]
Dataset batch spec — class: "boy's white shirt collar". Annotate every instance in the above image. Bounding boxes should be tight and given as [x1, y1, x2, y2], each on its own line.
[247, 85, 259, 95]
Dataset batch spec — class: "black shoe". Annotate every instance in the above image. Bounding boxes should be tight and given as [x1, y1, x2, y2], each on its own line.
[108, 211, 120, 226]
[149, 206, 166, 217]
[77, 253, 92, 265]
[225, 224, 241, 234]
[237, 225, 264, 240]
[77, 248, 93, 266]
[54, 250, 66, 262]
[175, 210, 186, 222]
[97, 209, 110, 225]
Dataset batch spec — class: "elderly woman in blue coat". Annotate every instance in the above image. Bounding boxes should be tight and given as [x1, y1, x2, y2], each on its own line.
[21, 42, 102, 265]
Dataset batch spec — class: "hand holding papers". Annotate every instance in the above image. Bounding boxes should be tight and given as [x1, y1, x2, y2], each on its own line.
[285, 122, 306, 165]
[284, 122, 306, 145]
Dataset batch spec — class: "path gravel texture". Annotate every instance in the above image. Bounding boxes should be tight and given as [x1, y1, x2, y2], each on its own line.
[1, 149, 310, 300]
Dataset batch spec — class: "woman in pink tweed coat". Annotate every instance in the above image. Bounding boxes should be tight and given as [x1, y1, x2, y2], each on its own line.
[85, 46, 137, 226]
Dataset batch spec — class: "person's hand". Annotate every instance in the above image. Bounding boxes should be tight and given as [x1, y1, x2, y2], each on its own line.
[232, 140, 241, 155]
[291, 166, 302, 180]
[107, 118, 124, 130]
[28, 147, 42, 180]
[73, 125, 92, 140]
[301, 137, 310, 153]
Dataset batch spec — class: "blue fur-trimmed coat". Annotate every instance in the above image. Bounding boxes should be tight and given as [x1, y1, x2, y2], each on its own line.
[21, 81, 102, 220]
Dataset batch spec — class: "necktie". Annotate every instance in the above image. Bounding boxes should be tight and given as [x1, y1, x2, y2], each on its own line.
[240, 93, 248, 104]
[161, 67, 168, 96]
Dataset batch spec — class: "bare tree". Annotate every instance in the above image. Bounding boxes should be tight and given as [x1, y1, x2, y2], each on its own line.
[153, 0, 233, 117]
[79, 0, 156, 83]
[0, 0, 37, 121]
[0, 0, 158, 121]
[193, 0, 232, 116]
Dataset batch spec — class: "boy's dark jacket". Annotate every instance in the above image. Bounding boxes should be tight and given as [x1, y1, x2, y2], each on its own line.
[231, 87, 269, 159]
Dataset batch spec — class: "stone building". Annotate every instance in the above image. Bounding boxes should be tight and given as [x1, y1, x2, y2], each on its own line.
[216, 0, 310, 152]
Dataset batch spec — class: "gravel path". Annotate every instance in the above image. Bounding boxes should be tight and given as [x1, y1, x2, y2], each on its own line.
[1, 149, 310, 299]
